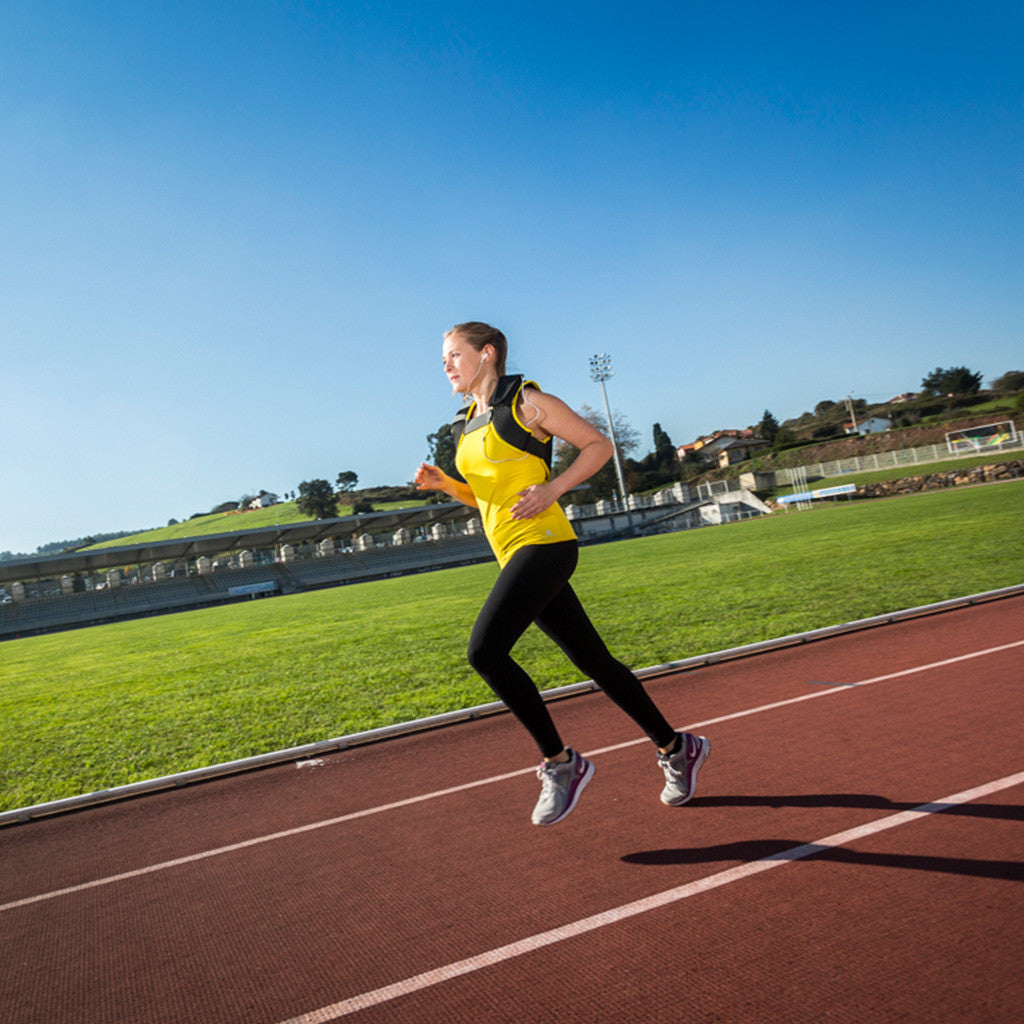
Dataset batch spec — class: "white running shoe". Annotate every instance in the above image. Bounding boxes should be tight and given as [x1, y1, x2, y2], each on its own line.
[658, 732, 710, 806]
[532, 749, 595, 825]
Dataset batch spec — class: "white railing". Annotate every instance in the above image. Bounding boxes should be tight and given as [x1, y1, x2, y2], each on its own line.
[775, 437, 1023, 485]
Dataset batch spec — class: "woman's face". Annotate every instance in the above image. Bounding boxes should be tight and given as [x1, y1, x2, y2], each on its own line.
[442, 334, 490, 394]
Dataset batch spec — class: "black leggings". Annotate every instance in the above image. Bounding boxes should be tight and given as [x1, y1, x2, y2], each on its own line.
[467, 540, 676, 759]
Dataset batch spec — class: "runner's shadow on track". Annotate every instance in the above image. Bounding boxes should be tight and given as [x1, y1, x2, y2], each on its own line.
[695, 794, 1023, 822]
[621, 840, 1023, 882]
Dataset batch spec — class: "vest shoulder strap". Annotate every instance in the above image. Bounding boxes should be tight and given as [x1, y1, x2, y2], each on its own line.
[451, 374, 552, 467]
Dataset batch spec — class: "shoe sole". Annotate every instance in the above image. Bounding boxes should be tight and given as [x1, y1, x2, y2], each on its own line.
[661, 736, 710, 807]
[534, 758, 595, 826]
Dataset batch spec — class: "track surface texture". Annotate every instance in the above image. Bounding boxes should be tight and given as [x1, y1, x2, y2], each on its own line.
[2, 595, 1022, 1024]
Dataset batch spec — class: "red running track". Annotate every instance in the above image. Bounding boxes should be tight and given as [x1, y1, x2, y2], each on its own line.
[1, 595, 1022, 1024]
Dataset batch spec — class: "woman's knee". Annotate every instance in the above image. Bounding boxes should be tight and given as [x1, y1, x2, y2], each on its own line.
[467, 634, 503, 676]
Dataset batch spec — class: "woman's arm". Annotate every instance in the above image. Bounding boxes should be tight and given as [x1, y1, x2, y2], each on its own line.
[414, 462, 478, 508]
[510, 389, 613, 520]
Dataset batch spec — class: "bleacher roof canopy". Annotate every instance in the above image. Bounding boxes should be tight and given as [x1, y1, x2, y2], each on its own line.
[0, 503, 478, 585]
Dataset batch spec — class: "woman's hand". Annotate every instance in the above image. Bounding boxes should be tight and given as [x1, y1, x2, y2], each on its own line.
[511, 482, 558, 520]
[414, 463, 447, 491]
[415, 462, 479, 508]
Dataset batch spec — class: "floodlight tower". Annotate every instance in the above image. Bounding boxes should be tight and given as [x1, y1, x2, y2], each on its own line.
[589, 353, 628, 501]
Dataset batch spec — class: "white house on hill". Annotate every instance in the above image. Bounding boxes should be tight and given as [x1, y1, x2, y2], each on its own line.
[716, 436, 770, 468]
[678, 428, 765, 464]
[845, 417, 893, 435]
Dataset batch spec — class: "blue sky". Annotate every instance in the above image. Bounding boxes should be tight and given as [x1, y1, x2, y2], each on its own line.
[2, 1, 1021, 554]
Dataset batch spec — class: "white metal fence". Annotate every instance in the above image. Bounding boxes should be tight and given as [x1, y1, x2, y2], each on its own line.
[774, 436, 1024, 486]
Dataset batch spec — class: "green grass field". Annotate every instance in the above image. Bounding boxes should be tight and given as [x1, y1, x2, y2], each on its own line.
[2, 483, 1021, 811]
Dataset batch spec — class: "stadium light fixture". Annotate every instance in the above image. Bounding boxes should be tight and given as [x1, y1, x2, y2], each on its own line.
[589, 353, 629, 501]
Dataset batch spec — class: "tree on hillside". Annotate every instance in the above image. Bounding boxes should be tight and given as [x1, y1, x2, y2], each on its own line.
[296, 479, 339, 520]
[552, 405, 639, 501]
[425, 422, 457, 477]
[336, 470, 359, 492]
[677, 447, 704, 481]
[635, 422, 680, 489]
[758, 409, 780, 446]
[773, 425, 797, 449]
[920, 366, 983, 397]
[991, 370, 1024, 393]
[652, 422, 674, 459]
[648, 422, 677, 469]
[583, 403, 640, 459]
[787, 411, 815, 430]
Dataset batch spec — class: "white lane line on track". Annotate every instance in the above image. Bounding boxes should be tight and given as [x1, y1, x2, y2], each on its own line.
[586, 638, 1024, 759]
[274, 770, 1024, 1024]
[2, 638, 1021, 915]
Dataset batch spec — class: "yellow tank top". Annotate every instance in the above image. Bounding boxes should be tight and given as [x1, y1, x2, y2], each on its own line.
[455, 389, 577, 567]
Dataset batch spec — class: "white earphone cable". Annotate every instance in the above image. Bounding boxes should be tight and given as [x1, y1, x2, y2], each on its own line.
[454, 351, 545, 465]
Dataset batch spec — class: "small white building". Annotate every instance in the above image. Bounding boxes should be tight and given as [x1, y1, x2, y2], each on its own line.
[846, 417, 892, 435]
[716, 437, 769, 468]
[247, 492, 280, 509]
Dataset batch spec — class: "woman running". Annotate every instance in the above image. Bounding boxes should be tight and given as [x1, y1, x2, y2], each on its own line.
[415, 322, 709, 825]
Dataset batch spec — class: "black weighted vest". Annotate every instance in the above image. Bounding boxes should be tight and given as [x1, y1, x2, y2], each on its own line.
[451, 374, 553, 476]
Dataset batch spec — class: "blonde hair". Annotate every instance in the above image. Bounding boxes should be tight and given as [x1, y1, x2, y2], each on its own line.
[445, 322, 508, 376]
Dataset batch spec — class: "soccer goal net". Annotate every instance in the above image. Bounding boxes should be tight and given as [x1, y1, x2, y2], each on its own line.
[945, 420, 1019, 454]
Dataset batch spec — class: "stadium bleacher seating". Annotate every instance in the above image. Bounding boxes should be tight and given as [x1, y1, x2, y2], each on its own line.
[0, 535, 495, 639]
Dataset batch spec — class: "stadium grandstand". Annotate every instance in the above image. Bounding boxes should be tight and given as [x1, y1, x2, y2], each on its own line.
[0, 483, 769, 639]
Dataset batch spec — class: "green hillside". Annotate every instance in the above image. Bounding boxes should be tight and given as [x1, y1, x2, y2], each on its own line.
[86, 499, 428, 549]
